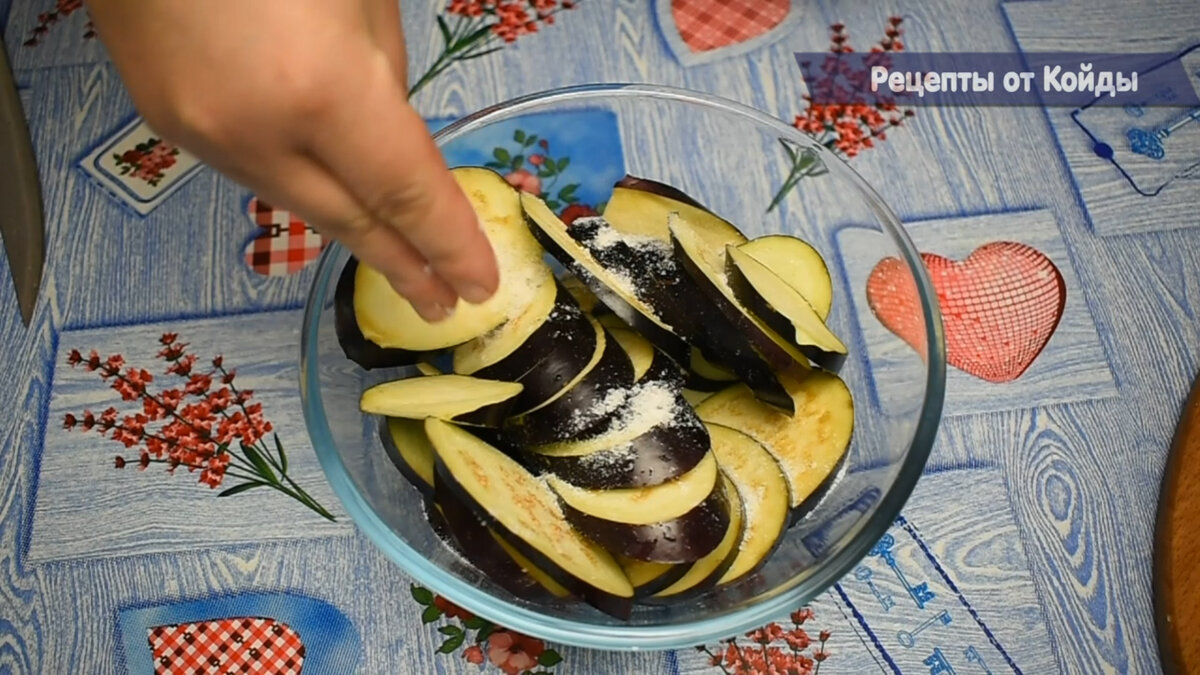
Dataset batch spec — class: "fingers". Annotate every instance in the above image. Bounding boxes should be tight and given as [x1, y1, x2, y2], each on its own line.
[363, 0, 408, 88]
[253, 152, 461, 322]
[305, 60, 501, 306]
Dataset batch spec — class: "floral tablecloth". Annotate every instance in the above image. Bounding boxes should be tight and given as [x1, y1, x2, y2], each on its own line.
[1, 0, 1197, 673]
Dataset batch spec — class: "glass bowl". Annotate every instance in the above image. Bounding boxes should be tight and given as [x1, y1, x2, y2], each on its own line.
[299, 83, 945, 651]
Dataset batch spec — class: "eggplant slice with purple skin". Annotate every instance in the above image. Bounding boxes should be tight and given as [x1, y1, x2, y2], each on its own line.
[425, 418, 636, 620]
[434, 469, 571, 604]
[349, 167, 555, 353]
[544, 451, 729, 563]
[503, 321, 635, 445]
[521, 192, 692, 364]
[696, 369, 854, 525]
[668, 213, 814, 413]
[521, 378, 710, 490]
[734, 234, 834, 322]
[379, 416, 437, 500]
[644, 474, 745, 603]
[359, 374, 524, 428]
[616, 555, 691, 599]
[600, 174, 745, 243]
[706, 423, 791, 586]
[453, 277, 595, 386]
[334, 258, 426, 370]
[506, 323, 686, 449]
[521, 406, 711, 491]
[725, 244, 847, 372]
[684, 346, 740, 392]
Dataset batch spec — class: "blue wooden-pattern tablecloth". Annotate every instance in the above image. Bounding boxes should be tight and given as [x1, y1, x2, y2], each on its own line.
[1, 0, 1197, 673]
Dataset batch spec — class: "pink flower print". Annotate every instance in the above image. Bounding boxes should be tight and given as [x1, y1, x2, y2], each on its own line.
[504, 169, 542, 195]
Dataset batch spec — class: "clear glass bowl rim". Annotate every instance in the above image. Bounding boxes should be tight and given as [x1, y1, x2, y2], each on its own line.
[299, 82, 947, 652]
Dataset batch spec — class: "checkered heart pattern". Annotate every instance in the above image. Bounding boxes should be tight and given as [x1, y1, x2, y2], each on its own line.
[670, 0, 790, 52]
[244, 197, 327, 276]
[866, 241, 1067, 383]
[147, 617, 306, 674]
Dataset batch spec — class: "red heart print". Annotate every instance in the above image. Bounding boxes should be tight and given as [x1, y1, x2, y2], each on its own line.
[147, 616, 306, 674]
[244, 197, 327, 276]
[671, 0, 790, 52]
[866, 241, 1067, 383]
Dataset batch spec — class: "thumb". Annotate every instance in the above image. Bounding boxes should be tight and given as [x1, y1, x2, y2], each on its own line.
[309, 62, 500, 306]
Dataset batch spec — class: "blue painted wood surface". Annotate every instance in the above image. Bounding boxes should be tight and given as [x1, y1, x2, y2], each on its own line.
[0, 0, 1197, 672]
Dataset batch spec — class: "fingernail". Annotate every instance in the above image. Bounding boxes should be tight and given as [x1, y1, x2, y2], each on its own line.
[459, 283, 495, 305]
[416, 301, 453, 323]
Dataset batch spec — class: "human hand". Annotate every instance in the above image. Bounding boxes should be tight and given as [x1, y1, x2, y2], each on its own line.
[85, 0, 499, 321]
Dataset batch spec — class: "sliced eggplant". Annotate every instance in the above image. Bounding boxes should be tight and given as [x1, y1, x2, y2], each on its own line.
[377, 417, 455, 542]
[725, 245, 847, 371]
[556, 479, 731, 564]
[608, 326, 685, 387]
[546, 449, 718, 525]
[596, 313, 631, 331]
[426, 418, 635, 619]
[696, 370, 853, 522]
[685, 347, 739, 392]
[359, 374, 523, 428]
[504, 319, 635, 443]
[601, 174, 749, 245]
[490, 530, 573, 599]
[606, 327, 655, 381]
[682, 388, 715, 407]
[559, 272, 607, 316]
[521, 382, 710, 490]
[333, 258, 424, 369]
[616, 556, 690, 598]
[433, 471, 563, 603]
[547, 453, 730, 563]
[453, 278, 592, 385]
[415, 361, 443, 377]
[379, 416, 435, 499]
[452, 273, 558, 376]
[523, 412, 710, 491]
[669, 213, 810, 412]
[706, 423, 791, 585]
[353, 167, 554, 352]
[521, 192, 691, 362]
[735, 235, 834, 321]
[649, 475, 745, 600]
[528, 382, 699, 458]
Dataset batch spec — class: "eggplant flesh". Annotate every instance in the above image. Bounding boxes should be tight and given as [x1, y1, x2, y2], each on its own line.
[359, 375, 524, 428]
[352, 168, 554, 352]
[425, 418, 635, 619]
[707, 423, 791, 586]
[433, 470, 563, 603]
[695, 370, 854, 518]
[725, 244, 847, 372]
[334, 258, 424, 369]
[522, 417, 710, 491]
[557, 482, 732, 564]
[379, 416, 435, 499]
[647, 475, 745, 601]
[521, 192, 691, 363]
[735, 234, 834, 321]
[545, 451, 718, 525]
